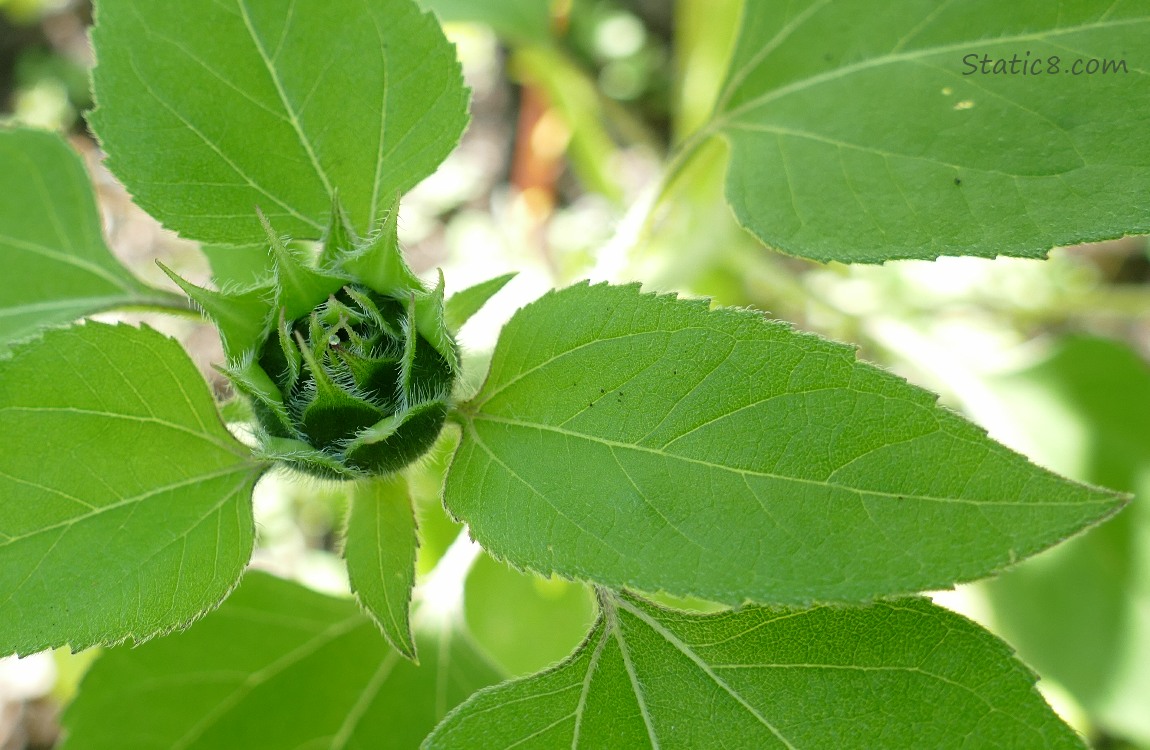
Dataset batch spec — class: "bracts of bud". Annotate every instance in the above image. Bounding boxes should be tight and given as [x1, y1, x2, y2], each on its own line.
[161, 197, 459, 479]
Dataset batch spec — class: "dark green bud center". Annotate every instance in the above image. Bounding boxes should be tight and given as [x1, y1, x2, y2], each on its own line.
[255, 284, 455, 476]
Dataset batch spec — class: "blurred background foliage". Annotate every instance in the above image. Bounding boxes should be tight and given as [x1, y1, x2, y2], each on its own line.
[1, 0, 1148, 748]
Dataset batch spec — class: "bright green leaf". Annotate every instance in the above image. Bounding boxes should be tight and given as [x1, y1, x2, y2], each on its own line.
[980, 336, 1150, 744]
[464, 553, 595, 677]
[0, 322, 262, 655]
[706, 3, 1150, 262]
[345, 474, 419, 660]
[89, 0, 469, 245]
[444, 272, 516, 333]
[61, 572, 502, 750]
[419, 0, 552, 45]
[428, 592, 1083, 749]
[446, 283, 1123, 605]
[0, 128, 173, 349]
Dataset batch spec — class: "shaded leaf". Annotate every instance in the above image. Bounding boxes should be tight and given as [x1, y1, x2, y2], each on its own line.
[0, 323, 261, 655]
[446, 283, 1123, 604]
[419, 0, 552, 45]
[62, 572, 502, 750]
[980, 336, 1150, 744]
[464, 553, 595, 677]
[709, 3, 1150, 262]
[428, 592, 1083, 749]
[0, 129, 171, 349]
[89, 0, 469, 244]
[345, 474, 419, 660]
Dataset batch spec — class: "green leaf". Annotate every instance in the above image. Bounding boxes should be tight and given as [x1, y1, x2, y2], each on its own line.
[446, 283, 1123, 605]
[464, 554, 595, 677]
[444, 272, 517, 333]
[345, 474, 419, 661]
[427, 592, 1083, 749]
[89, 0, 469, 245]
[980, 336, 1150, 744]
[61, 572, 502, 750]
[419, 0, 552, 45]
[707, 3, 1150, 262]
[0, 322, 261, 655]
[0, 128, 170, 349]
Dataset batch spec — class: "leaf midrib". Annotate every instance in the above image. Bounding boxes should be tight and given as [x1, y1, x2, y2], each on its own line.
[469, 413, 1111, 509]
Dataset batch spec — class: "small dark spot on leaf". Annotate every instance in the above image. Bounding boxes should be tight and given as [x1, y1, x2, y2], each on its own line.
[953, 177, 962, 186]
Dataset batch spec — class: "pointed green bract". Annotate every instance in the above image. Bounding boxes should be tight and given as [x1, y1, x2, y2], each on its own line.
[0, 129, 173, 349]
[415, 271, 460, 372]
[345, 474, 419, 660]
[259, 210, 348, 320]
[0, 323, 261, 656]
[61, 573, 501, 750]
[319, 191, 358, 266]
[89, 0, 469, 244]
[446, 283, 1124, 605]
[707, 2, 1150, 262]
[158, 262, 274, 358]
[428, 592, 1084, 749]
[444, 272, 517, 333]
[341, 200, 425, 298]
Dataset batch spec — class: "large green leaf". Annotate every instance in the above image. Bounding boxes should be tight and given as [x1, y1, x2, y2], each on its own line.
[427, 592, 1083, 749]
[89, 0, 469, 245]
[62, 572, 502, 750]
[345, 474, 419, 660]
[706, 2, 1150, 262]
[445, 283, 1123, 604]
[0, 322, 261, 655]
[979, 336, 1150, 744]
[0, 129, 171, 349]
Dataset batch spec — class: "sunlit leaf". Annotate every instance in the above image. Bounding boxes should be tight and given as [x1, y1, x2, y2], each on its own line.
[62, 572, 501, 749]
[90, 0, 469, 244]
[428, 592, 1083, 749]
[345, 473, 418, 660]
[0, 322, 261, 655]
[708, 2, 1150, 262]
[0, 129, 172, 349]
[446, 282, 1123, 604]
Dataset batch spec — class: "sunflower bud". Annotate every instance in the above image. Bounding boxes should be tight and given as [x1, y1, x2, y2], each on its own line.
[163, 199, 458, 479]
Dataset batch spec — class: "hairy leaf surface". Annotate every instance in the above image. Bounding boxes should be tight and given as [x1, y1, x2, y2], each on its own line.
[345, 474, 419, 660]
[0, 323, 260, 655]
[709, 2, 1150, 262]
[446, 283, 1123, 604]
[428, 592, 1083, 749]
[62, 572, 501, 749]
[0, 129, 165, 348]
[90, 0, 468, 244]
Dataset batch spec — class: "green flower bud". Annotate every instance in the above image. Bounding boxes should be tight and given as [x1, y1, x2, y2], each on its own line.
[168, 199, 458, 479]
